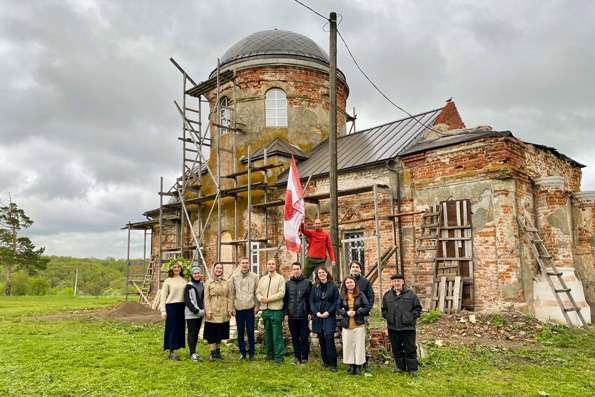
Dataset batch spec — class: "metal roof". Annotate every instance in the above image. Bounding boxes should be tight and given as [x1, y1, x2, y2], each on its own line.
[278, 107, 444, 182]
[241, 138, 309, 164]
[220, 29, 329, 68]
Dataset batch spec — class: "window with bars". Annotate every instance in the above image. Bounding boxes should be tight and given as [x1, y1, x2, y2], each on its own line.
[250, 242, 260, 275]
[343, 230, 365, 273]
[265, 88, 287, 127]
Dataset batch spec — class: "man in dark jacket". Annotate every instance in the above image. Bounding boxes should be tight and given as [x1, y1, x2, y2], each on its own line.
[349, 261, 374, 371]
[350, 261, 374, 307]
[381, 274, 422, 376]
[283, 262, 312, 364]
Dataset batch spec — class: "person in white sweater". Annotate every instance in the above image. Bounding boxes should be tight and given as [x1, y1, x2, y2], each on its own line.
[160, 263, 187, 360]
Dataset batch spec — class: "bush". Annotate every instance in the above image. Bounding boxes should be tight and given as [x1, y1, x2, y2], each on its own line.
[11, 272, 30, 296]
[28, 276, 50, 295]
[420, 309, 442, 324]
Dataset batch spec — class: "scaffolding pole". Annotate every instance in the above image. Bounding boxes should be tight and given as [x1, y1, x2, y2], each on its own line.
[216, 58, 222, 262]
[373, 184, 383, 298]
[247, 146, 252, 260]
[158, 177, 163, 285]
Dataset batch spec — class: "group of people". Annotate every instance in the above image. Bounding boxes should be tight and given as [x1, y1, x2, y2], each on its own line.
[160, 259, 422, 376]
[159, 219, 422, 376]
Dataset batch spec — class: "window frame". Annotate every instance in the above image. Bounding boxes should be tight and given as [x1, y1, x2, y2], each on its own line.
[265, 88, 288, 127]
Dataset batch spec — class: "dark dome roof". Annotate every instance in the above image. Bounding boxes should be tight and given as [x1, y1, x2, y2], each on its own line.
[220, 29, 329, 67]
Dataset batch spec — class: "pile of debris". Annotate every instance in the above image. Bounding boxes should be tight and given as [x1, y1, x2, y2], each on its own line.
[418, 309, 545, 348]
[102, 301, 161, 323]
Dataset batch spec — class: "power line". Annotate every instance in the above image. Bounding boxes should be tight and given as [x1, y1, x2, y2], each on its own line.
[336, 29, 448, 136]
[292, 0, 328, 21]
[292, 0, 448, 136]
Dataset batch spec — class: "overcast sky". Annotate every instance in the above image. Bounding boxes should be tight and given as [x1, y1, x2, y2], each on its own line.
[1, 0, 594, 259]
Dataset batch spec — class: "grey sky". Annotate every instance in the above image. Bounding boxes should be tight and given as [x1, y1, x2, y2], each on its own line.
[1, 0, 593, 258]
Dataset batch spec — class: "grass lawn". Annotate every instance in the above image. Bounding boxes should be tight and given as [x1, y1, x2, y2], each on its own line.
[0, 296, 593, 397]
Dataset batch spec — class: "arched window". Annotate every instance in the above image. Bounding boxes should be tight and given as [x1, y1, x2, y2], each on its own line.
[218, 96, 231, 131]
[265, 88, 287, 127]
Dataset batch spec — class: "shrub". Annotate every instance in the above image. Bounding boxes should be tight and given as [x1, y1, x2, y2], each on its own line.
[420, 309, 442, 324]
[11, 272, 30, 296]
[28, 276, 50, 295]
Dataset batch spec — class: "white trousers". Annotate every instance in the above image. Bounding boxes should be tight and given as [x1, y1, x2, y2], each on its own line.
[342, 325, 366, 365]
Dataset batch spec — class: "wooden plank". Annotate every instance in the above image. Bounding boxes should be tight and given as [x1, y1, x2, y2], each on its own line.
[438, 276, 447, 312]
[132, 281, 150, 305]
[452, 276, 462, 312]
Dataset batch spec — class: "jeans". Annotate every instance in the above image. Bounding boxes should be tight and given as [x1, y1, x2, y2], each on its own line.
[318, 331, 337, 368]
[388, 329, 417, 372]
[235, 309, 255, 357]
[186, 318, 203, 355]
[288, 318, 310, 361]
[262, 309, 285, 362]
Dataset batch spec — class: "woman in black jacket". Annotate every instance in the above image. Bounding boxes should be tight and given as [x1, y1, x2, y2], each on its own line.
[184, 267, 205, 362]
[309, 266, 339, 371]
[337, 276, 371, 375]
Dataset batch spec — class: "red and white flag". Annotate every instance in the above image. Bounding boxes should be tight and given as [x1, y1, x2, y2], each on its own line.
[284, 156, 304, 252]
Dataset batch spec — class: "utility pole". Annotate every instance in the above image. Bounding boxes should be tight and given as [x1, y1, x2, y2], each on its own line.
[74, 265, 79, 297]
[329, 11, 341, 279]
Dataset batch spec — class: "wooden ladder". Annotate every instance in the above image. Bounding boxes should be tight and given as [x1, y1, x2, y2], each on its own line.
[413, 205, 442, 308]
[518, 215, 587, 328]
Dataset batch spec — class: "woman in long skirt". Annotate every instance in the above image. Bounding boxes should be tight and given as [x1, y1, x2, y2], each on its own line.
[337, 276, 371, 375]
[160, 262, 187, 360]
[203, 262, 233, 361]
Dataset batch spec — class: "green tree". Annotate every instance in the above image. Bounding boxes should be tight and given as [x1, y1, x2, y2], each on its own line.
[0, 200, 49, 295]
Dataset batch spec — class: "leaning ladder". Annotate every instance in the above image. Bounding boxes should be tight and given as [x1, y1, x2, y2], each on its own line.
[413, 204, 442, 308]
[518, 215, 587, 328]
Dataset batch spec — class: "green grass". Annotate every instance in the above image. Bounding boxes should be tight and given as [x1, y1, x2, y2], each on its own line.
[0, 296, 593, 397]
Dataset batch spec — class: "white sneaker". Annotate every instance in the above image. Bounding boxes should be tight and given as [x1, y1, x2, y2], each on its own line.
[191, 353, 199, 362]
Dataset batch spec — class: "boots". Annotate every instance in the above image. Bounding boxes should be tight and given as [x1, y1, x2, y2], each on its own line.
[353, 365, 361, 375]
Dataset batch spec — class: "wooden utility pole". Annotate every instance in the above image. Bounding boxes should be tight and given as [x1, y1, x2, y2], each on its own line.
[329, 12, 341, 279]
[125, 223, 131, 301]
[74, 265, 79, 297]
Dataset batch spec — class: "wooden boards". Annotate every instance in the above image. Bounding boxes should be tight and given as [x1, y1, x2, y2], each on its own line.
[431, 276, 463, 314]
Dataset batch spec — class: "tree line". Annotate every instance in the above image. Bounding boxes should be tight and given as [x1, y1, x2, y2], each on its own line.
[0, 200, 128, 296]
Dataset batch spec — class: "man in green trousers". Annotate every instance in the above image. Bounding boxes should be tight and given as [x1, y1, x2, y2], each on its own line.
[256, 258, 286, 363]
[300, 219, 336, 279]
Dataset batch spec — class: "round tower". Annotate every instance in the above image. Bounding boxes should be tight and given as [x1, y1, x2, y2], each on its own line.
[205, 29, 349, 174]
[197, 29, 349, 271]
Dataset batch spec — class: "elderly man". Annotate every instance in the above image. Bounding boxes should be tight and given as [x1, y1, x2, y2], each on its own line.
[300, 218, 336, 279]
[256, 258, 286, 363]
[381, 274, 422, 377]
[229, 257, 259, 361]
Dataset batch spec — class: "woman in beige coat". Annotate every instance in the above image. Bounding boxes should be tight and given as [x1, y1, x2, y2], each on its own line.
[203, 262, 233, 361]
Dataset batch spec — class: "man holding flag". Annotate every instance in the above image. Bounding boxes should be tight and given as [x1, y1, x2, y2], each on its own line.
[284, 156, 335, 279]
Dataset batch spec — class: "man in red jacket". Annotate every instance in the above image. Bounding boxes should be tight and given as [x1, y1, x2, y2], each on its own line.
[299, 218, 336, 279]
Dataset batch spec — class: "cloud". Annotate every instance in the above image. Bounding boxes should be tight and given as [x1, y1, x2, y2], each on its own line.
[1, 0, 593, 258]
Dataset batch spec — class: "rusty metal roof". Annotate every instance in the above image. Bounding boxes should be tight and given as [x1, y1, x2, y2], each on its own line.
[279, 107, 444, 182]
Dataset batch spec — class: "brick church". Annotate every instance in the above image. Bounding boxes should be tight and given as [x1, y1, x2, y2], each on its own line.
[127, 29, 593, 325]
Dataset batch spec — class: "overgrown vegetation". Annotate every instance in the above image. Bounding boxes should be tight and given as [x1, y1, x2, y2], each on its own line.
[0, 296, 593, 396]
[420, 308, 442, 324]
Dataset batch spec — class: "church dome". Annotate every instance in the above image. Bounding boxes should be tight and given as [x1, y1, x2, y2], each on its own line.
[220, 29, 329, 68]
